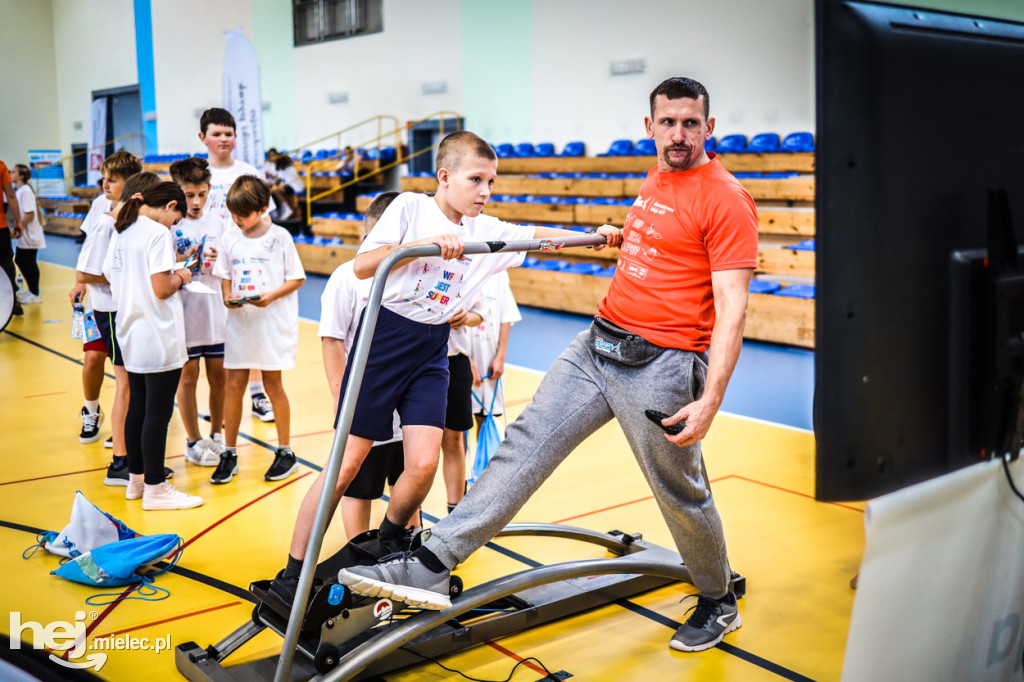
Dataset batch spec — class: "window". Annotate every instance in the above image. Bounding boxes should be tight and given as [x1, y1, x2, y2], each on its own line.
[294, 0, 383, 46]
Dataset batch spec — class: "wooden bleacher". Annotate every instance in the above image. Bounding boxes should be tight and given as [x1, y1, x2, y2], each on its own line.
[300, 150, 817, 348]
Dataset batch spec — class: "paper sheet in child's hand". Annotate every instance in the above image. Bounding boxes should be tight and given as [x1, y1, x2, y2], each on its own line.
[183, 281, 217, 294]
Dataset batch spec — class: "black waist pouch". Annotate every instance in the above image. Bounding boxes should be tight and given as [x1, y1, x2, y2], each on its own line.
[588, 317, 666, 366]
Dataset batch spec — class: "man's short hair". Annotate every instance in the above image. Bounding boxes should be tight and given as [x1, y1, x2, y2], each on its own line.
[435, 131, 497, 174]
[200, 107, 236, 135]
[364, 191, 400, 230]
[649, 77, 710, 120]
[100, 150, 143, 180]
[226, 175, 271, 216]
[119, 171, 161, 202]
[169, 157, 212, 186]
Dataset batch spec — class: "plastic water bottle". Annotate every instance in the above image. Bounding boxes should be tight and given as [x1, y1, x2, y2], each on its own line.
[71, 303, 85, 339]
[175, 229, 191, 255]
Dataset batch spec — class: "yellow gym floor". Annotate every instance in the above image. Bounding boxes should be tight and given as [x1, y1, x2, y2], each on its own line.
[1, 262, 864, 681]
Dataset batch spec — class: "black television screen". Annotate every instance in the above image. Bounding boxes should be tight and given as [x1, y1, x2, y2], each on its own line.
[814, 0, 1024, 501]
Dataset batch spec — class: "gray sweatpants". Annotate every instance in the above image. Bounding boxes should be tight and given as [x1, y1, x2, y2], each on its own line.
[423, 329, 732, 598]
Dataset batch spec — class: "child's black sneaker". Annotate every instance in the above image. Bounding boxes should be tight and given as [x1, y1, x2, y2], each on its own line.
[265, 448, 298, 481]
[251, 393, 275, 422]
[79, 406, 105, 444]
[670, 592, 742, 652]
[103, 457, 129, 486]
[211, 452, 239, 484]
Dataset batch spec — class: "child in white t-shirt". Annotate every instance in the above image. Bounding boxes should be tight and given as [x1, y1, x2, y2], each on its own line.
[12, 165, 46, 304]
[103, 181, 203, 511]
[169, 157, 230, 468]
[198, 107, 277, 422]
[68, 151, 142, 449]
[212, 176, 305, 485]
[272, 131, 620, 603]
[317, 192, 413, 541]
[469, 271, 521, 433]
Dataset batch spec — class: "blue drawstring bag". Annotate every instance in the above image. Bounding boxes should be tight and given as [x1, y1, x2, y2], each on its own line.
[24, 491, 138, 559]
[470, 379, 506, 483]
[52, 534, 184, 605]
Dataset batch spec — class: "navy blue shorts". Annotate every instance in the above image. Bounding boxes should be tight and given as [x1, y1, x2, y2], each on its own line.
[344, 440, 405, 500]
[93, 310, 123, 367]
[337, 306, 450, 441]
[187, 343, 225, 360]
[445, 354, 474, 432]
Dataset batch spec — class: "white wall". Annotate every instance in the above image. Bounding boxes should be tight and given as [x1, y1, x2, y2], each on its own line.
[50, 0, 138, 156]
[150, 0, 255, 154]
[529, 0, 815, 154]
[290, 0, 464, 151]
[0, 0, 61, 163]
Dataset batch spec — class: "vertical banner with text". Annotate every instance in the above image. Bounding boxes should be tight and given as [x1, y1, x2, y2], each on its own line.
[87, 97, 108, 187]
[222, 29, 264, 170]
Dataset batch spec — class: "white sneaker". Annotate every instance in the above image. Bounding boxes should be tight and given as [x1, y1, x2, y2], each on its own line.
[206, 433, 226, 454]
[142, 481, 204, 511]
[125, 478, 144, 500]
[185, 439, 219, 466]
[18, 292, 41, 304]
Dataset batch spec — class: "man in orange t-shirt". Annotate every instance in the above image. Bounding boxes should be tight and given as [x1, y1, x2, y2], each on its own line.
[1, 159, 24, 317]
[339, 78, 757, 655]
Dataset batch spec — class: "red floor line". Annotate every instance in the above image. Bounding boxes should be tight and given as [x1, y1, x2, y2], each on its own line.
[287, 429, 336, 440]
[25, 391, 67, 399]
[728, 474, 865, 513]
[91, 601, 242, 640]
[550, 475, 735, 524]
[182, 471, 313, 550]
[0, 466, 109, 486]
[69, 473, 313, 656]
[485, 640, 549, 676]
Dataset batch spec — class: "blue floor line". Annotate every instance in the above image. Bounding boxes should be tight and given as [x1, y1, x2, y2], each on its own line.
[38, 235, 814, 430]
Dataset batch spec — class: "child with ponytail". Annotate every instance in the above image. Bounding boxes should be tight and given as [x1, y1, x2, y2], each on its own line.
[103, 182, 204, 511]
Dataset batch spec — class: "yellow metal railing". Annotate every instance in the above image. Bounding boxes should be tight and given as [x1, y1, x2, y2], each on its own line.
[303, 111, 462, 225]
[35, 134, 145, 197]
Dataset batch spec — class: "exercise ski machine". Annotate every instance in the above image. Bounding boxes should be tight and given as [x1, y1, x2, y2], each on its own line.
[175, 236, 747, 681]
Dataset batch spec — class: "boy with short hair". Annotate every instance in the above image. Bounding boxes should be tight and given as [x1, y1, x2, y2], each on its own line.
[198, 107, 278, 422]
[212, 176, 305, 485]
[270, 131, 620, 604]
[70, 150, 143, 445]
[169, 157, 229, 466]
[317, 191, 408, 540]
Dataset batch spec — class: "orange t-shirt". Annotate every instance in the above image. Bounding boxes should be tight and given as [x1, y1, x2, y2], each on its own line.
[598, 154, 758, 351]
[0, 161, 11, 230]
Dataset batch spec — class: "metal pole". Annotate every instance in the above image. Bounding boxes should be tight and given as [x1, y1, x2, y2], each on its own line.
[321, 557, 693, 682]
[273, 233, 608, 681]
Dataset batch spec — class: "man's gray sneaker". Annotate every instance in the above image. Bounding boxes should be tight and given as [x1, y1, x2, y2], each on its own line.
[670, 592, 742, 652]
[337, 552, 452, 610]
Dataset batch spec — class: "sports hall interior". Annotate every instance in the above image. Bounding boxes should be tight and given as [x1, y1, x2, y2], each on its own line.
[3, 1, 1019, 680]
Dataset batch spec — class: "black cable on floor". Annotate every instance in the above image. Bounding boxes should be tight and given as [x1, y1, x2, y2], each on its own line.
[400, 646, 553, 682]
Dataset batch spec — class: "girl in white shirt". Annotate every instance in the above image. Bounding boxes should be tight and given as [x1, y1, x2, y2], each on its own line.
[12, 165, 45, 303]
[104, 182, 204, 511]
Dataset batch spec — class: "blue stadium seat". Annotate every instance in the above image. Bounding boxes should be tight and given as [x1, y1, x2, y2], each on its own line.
[633, 139, 656, 156]
[534, 143, 555, 157]
[749, 280, 782, 295]
[748, 133, 781, 154]
[522, 256, 540, 268]
[605, 139, 634, 156]
[514, 143, 535, 157]
[716, 135, 748, 154]
[777, 284, 816, 299]
[532, 260, 570, 271]
[792, 239, 815, 251]
[566, 262, 604, 275]
[705, 136, 717, 153]
[494, 143, 514, 158]
[561, 141, 585, 157]
[781, 132, 815, 152]
[596, 265, 616, 278]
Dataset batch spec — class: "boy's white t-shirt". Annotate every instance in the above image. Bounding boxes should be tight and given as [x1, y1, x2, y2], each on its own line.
[178, 210, 229, 347]
[277, 165, 304, 193]
[212, 224, 305, 370]
[102, 216, 187, 373]
[469, 271, 522, 413]
[207, 159, 269, 221]
[15, 186, 45, 249]
[356, 192, 531, 324]
[318, 260, 402, 444]
[76, 213, 117, 312]
[79, 195, 112, 236]
[446, 292, 486, 357]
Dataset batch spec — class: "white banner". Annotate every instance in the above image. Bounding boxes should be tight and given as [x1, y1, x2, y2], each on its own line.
[28, 149, 65, 198]
[87, 97, 107, 187]
[843, 456, 1024, 681]
[222, 28, 264, 169]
